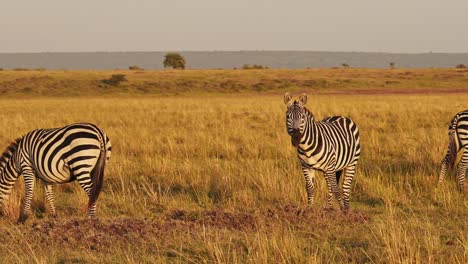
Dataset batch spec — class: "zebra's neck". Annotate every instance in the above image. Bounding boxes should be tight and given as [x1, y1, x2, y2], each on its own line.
[299, 108, 318, 147]
[0, 139, 22, 204]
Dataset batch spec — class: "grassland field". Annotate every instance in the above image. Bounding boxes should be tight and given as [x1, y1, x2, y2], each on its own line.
[0, 68, 466, 263]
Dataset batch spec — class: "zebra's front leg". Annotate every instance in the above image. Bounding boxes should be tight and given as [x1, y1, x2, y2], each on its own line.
[457, 150, 467, 193]
[18, 169, 36, 223]
[301, 166, 315, 206]
[325, 192, 334, 209]
[43, 182, 57, 218]
[438, 155, 449, 185]
[325, 171, 343, 210]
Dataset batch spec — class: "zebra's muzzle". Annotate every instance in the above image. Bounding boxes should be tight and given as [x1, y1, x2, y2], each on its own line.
[291, 129, 301, 147]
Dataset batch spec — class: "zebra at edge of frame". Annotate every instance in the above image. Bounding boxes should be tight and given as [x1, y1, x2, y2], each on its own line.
[438, 110, 468, 193]
[0, 123, 112, 223]
[284, 92, 361, 211]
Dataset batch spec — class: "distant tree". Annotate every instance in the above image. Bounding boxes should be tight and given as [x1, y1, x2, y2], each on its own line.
[163, 53, 186, 69]
[129, 65, 143, 70]
[102, 74, 127, 86]
[455, 64, 466, 69]
[389, 62, 396, 69]
[341, 63, 350, 68]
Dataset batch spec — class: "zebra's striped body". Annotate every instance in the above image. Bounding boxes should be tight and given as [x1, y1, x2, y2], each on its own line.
[284, 93, 360, 210]
[438, 110, 468, 192]
[0, 123, 111, 222]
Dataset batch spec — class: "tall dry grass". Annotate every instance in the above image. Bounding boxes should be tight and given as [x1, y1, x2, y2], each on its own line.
[0, 92, 465, 263]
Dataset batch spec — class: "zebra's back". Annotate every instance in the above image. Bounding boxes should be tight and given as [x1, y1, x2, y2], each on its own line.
[19, 123, 111, 183]
[299, 116, 360, 171]
[321, 116, 360, 168]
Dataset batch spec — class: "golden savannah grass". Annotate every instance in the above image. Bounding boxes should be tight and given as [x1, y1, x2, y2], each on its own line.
[0, 68, 467, 96]
[0, 69, 466, 263]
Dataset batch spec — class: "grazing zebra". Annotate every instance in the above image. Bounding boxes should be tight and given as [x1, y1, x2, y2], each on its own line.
[438, 110, 468, 192]
[284, 92, 360, 211]
[0, 123, 111, 222]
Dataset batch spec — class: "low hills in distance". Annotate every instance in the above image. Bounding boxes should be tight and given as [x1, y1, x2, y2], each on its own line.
[1, 51, 467, 70]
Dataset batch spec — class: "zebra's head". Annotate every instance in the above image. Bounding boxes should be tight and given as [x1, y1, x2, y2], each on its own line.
[284, 92, 308, 147]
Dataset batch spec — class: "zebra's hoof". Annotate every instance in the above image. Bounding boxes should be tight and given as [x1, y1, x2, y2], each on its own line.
[17, 215, 29, 224]
[87, 215, 98, 220]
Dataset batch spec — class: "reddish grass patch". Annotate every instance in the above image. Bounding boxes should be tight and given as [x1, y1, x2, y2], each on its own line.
[0, 205, 371, 252]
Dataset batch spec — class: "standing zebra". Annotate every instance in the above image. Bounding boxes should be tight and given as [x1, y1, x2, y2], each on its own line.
[284, 92, 360, 211]
[0, 123, 111, 222]
[438, 110, 468, 192]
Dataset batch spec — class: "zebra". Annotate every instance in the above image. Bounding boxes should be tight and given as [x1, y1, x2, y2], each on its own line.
[284, 92, 360, 211]
[438, 110, 468, 192]
[0, 123, 111, 222]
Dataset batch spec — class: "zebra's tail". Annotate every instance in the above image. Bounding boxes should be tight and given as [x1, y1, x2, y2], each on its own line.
[89, 131, 107, 208]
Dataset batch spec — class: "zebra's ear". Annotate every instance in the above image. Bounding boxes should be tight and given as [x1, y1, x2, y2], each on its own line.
[299, 93, 307, 105]
[284, 92, 293, 105]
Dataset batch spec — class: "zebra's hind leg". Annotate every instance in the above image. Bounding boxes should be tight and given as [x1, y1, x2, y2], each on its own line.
[43, 182, 57, 218]
[325, 171, 343, 210]
[75, 174, 98, 219]
[457, 149, 467, 192]
[18, 169, 36, 223]
[342, 165, 357, 211]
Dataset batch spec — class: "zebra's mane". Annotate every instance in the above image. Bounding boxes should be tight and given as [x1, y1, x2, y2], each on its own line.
[0, 138, 22, 166]
[303, 106, 315, 119]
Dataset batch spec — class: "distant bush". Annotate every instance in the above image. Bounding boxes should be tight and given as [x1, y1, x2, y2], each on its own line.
[102, 74, 127, 86]
[129, 65, 143, 70]
[341, 63, 350, 68]
[13, 68, 30, 71]
[164, 53, 186, 69]
[455, 64, 466, 68]
[242, 64, 269, 69]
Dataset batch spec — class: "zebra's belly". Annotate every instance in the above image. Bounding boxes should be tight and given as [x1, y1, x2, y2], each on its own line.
[299, 153, 354, 171]
[35, 160, 74, 183]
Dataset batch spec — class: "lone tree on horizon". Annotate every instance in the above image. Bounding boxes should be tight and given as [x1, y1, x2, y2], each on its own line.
[389, 62, 396, 69]
[164, 53, 186, 69]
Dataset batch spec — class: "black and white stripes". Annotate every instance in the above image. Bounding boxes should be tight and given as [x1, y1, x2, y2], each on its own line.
[438, 110, 468, 192]
[0, 123, 111, 222]
[284, 92, 361, 211]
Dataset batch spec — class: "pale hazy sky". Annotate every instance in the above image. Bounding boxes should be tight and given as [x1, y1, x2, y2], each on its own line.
[1, 0, 467, 53]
